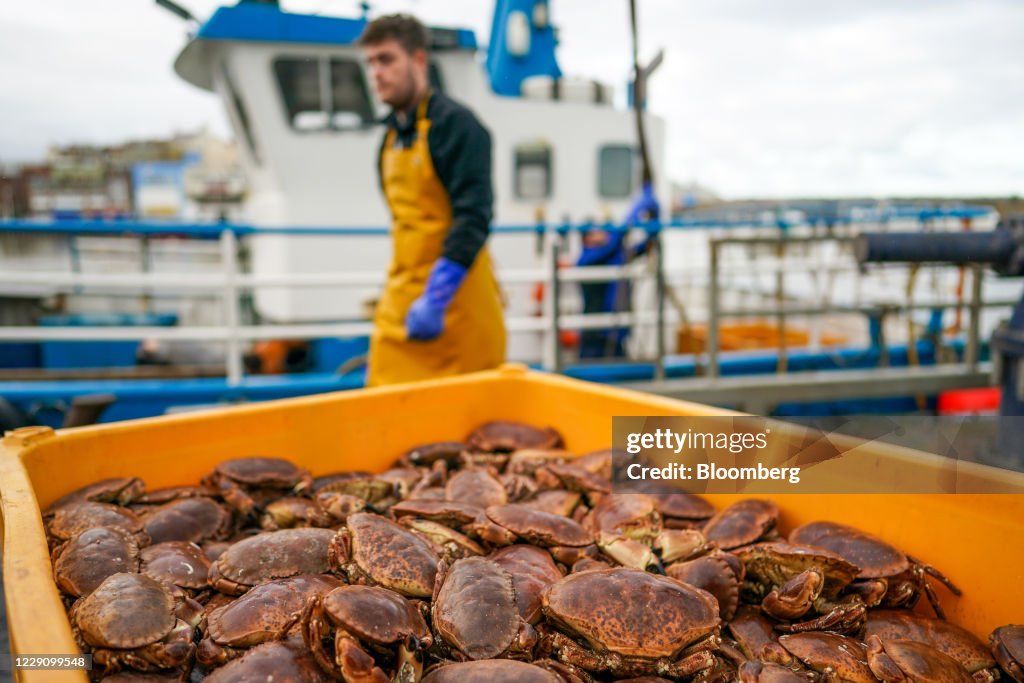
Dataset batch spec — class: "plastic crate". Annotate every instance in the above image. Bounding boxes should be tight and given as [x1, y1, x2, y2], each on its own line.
[2, 364, 1023, 682]
[38, 313, 178, 369]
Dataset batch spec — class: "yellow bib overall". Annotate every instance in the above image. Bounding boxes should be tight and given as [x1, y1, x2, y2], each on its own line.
[367, 95, 506, 386]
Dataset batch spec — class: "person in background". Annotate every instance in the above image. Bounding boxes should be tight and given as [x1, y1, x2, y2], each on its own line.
[360, 14, 506, 386]
[576, 183, 660, 359]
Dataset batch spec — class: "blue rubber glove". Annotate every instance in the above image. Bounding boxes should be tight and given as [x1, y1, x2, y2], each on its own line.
[405, 257, 469, 341]
[624, 181, 661, 230]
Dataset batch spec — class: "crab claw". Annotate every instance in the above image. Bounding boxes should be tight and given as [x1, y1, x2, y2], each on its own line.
[762, 569, 823, 620]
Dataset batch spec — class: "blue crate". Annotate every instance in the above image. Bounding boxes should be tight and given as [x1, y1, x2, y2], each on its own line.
[39, 313, 178, 369]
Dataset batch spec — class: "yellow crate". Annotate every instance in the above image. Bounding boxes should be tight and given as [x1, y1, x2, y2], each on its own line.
[2, 364, 1023, 682]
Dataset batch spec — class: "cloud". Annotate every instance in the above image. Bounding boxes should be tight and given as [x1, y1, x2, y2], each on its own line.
[1, 0, 1021, 198]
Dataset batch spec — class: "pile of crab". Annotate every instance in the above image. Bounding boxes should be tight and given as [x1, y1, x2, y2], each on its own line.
[43, 420, 1022, 682]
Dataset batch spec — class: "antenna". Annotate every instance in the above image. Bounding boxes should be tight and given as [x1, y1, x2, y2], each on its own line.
[155, 0, 196, 23]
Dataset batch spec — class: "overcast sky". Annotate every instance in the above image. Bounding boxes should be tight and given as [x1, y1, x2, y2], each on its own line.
[1, 0, 1021, 199]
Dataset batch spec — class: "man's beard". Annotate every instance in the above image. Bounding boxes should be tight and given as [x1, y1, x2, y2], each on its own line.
[390, 66, 420, 112]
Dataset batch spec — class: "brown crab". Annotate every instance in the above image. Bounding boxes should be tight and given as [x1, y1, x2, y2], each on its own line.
[422, 659, 570, 683]
[540, 567, 720, 678]
[484, 504, 595, 563]
[865, 609, 1001, 682]
[259, 496, 333, 530]
[702, 499, 780, 550]
[467, 420, 564, 452]
[52, 526, 141, 598]
[432, 556, 538, 661]
[667, 552, 745, 620]
[330, 512, 441, 598]
[46, 477, 146, 512]
[500, 472, 540, 502]
[133, 484, 219, 506]
[535, 462, 611, 505]
[771, 632, 874, 682]
[208, 528, 337, 595]
[582, 493, 662, 544]
[489, 544, 565, 625]
[301, 585, 432, 682]
[202, 457, 313, 516]
[46, 501, 150, 549]
[867, 635, 975, 682]
[505, 449, 571, 477]
[197, 574, 343, 667]
[790, 520, 960, 617]
[204, 636, 332, 682]
[653, 492, 717, 529]
[991, 625, 1024, 682]
[390, 499, 519, 546]
[142, 496, 234, 545]
[395, 441, 469, 469]
[738, 660, 811, 683]
[522, 490, 583, 518]
[446, 467, 508, 508]
[140, 541, 212, 597]
[400, 518, 486, 558]
[726, 606, 792, 665]
[70, 573, 199, 675]
[734, 542, 865, 634]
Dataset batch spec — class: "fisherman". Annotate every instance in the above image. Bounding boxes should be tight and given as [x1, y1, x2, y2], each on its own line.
[359, 14, 506, 386]
[576, 183, 660, 359]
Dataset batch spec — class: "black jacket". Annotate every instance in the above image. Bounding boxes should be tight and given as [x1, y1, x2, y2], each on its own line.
[379, 91, 494, 269]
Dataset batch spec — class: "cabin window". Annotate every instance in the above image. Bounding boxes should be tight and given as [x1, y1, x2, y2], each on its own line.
[274, 56, 374, 132]
[514, 142, 552, 199]
[222, 64, 260, 163]
[598, 144, 635, 198]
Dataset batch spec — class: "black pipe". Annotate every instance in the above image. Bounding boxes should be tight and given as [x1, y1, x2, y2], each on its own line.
[855, 229, 1016, 267]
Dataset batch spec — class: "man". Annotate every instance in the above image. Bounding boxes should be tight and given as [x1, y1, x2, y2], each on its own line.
[360, 14, 506, 386]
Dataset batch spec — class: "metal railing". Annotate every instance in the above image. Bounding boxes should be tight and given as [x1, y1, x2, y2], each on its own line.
[0, 207, 1013, 389]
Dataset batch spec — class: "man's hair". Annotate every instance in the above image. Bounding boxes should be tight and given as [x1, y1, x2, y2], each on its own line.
[359, 14, 430, 54]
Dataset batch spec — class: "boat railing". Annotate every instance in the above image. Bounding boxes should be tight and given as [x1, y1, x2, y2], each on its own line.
[0, 208, 1012, 387]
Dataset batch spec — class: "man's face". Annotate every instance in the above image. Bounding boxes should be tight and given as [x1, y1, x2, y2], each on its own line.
[364, 39, 424, 110]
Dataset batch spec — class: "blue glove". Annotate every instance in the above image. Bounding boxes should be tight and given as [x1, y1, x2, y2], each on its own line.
[405, 257, 469, 341]
[624, 181, 660, 231]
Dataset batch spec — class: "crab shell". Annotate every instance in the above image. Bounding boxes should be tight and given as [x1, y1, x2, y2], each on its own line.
[446, 468, 509, 508]
[701, 499, 779, 550]
[489, 545, 565, 625]
[866, 609, 1000, 680]
[522, 490, 584, 518]
[583, 493, 662, 542]
[197, 574, 343, 667]
[738, 660, 809, 683]
[432, 556, 538, 660]
[867, 636, 975, 683]
[142, 496, 234, 545]
[396, 440, 469, 469]
[499, 473, 540, 502]
[311, 584, 431, 646]
[71, 573, 195, 672]
[667, 553, 744, 621]
[541, 568, 720, 666]
[485, 504, 594, 548]
[727, 606, 787, 662]
[735, 541, 860, 599]
[505, 450, 572, 477]
[206, 457, 312, 490]
[775, 632, 874, 682]
[534, 462, 612, 503]
[133, 485, 219, 506]
[422, 659, 566, 683]
[259, 496, 333, 530]
[332, 512, 441, 598]
[991, 625, 1024, 682]
[209, 528, 336, 595]
[53, 526, 141, 598]
[466, 421, 564, 453]
[139, 541, 212, 593]
[47, 501, 150, 547]
[203, 637, 332, 683]
[653, 492, 717, 524]
[46, 477, 146, 513]
[574, 449, 615, 480]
